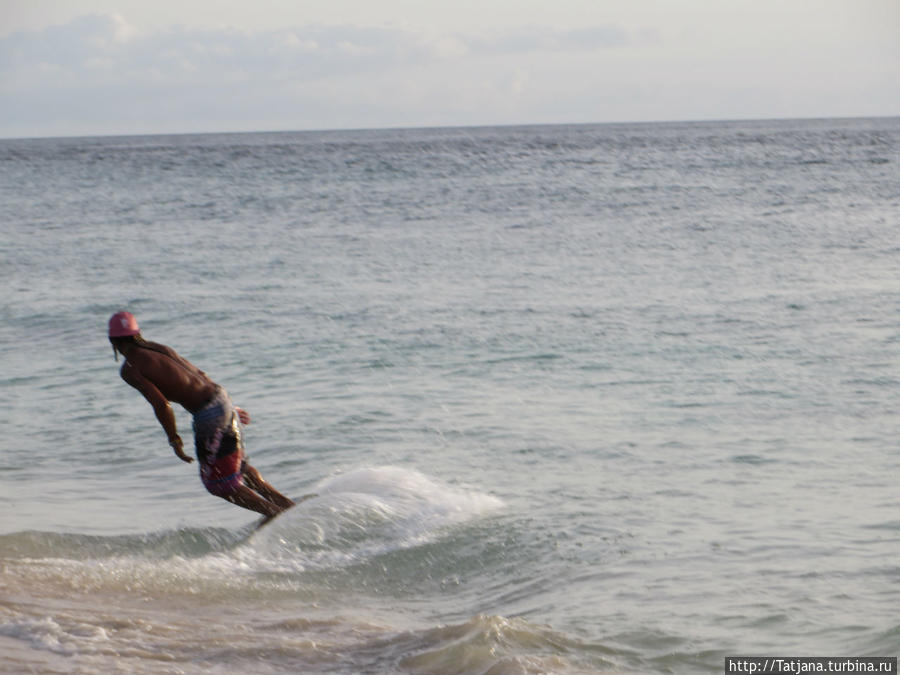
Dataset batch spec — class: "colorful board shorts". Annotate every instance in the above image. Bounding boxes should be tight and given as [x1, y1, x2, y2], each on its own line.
[193, 387, 246, 497]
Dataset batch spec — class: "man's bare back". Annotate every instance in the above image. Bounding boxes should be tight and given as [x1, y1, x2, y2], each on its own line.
[119, 341, 216, 413]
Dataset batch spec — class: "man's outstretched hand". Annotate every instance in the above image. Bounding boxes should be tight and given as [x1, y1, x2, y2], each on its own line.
[170, 435, 194, 463]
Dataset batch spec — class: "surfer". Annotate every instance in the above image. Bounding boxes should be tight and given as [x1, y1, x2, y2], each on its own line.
[107, 311, 295, 523]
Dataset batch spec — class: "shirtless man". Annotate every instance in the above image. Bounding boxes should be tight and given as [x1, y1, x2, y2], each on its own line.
[108, 311, 295, 523]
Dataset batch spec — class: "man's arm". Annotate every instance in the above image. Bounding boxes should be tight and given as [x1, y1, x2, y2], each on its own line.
[121, 364, 194, 463]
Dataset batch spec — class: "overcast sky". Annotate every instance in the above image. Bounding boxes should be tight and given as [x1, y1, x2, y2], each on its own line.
[1, 0, 898, 138]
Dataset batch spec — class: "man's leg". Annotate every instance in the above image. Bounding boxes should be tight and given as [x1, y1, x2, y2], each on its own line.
[242, 463, 296, 510]
[223, 484, 282, 519]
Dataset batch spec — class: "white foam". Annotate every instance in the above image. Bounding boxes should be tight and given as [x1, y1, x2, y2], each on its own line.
[243, 466, 505, 570]
[316, 465, 505, 520]
[0, 615, 111, 655]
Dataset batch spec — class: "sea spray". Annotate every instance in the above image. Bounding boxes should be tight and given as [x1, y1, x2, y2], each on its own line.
[243, 466, 505, 570]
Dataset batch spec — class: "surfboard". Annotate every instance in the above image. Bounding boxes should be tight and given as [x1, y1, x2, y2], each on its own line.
[256, 493, 317, 530]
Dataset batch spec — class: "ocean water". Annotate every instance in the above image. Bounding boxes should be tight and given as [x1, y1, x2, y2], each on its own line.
[1, 117, 899, 673]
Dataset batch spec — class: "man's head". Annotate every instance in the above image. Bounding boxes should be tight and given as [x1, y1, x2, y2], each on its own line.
[108, 311, 141, 360]
[109, 311, 140, 338]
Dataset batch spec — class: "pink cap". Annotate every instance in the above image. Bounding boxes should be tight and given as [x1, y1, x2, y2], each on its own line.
[108, 311, 140, 337]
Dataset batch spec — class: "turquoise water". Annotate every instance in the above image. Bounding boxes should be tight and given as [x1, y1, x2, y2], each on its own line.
[2, 118, 900, 673]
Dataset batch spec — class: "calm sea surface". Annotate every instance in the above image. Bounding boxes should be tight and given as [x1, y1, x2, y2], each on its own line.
[1, 118, 899, 673]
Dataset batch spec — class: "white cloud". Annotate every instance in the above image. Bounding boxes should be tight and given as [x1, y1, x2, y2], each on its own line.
[0, 6, 898, 138]
[429, 35, 469, 60]
[275, 32, 319, 53]
[1, 14, 630, 78]
[0, 13, 636, 136]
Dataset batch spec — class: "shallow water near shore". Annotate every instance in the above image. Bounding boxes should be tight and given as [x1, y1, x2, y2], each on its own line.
[2, 117, 900, 672]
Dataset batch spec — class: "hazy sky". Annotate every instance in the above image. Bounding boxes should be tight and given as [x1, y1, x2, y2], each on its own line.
[1, 0, 898, 138]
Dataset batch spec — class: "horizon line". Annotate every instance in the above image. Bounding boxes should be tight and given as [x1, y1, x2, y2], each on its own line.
[2, 113, 898, 143]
